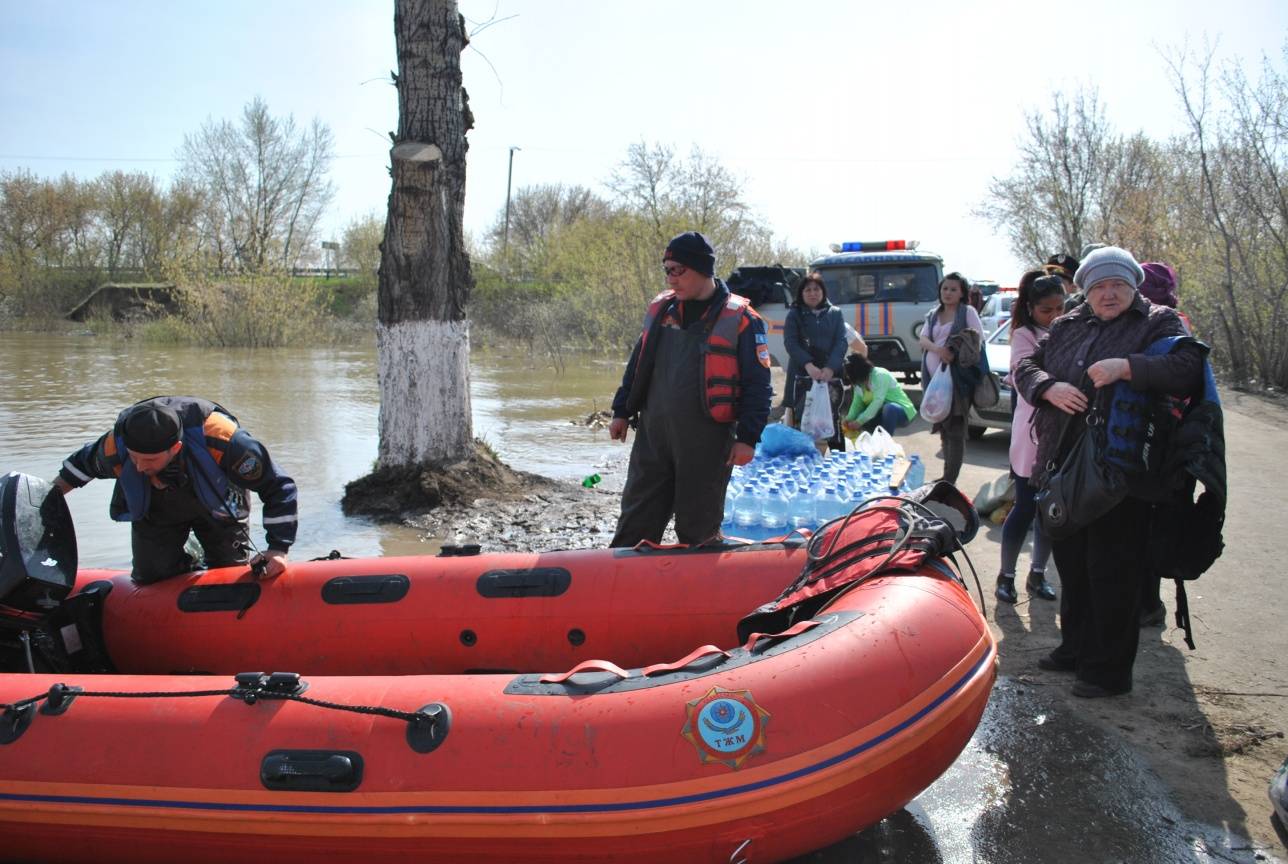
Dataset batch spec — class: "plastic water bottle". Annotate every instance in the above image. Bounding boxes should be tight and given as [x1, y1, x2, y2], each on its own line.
[723, 483, 739, 526]
[906, 455, 925, 490]
[761, 484, 789, 532]
[788, 490, 815, 530]
[814, 486, 844, 523]
[732, 487, 760, 530]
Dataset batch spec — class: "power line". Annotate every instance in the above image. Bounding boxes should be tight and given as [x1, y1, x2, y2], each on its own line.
[0, 153, 383, 163]
[0, 154, 178, 163]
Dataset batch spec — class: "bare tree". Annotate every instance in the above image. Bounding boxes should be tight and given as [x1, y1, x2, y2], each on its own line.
[341, 212, 384, 284]
[1165, 42, 1288, 385]
[179, 97, 334, 272]
[606, 142, 761, 292]
[608, 142, 752, 248]
[483, 183, 608, 277]
[136, 178, 205, 275]
[96, 171, 155, 276]
[53, 174, 99, 272]
[0, 171, 52, 288]
[375, 0, 475, 467]
[978, 88, 1146, 263]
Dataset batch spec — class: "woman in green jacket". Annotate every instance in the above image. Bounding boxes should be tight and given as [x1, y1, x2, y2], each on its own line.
[841, 354, 917, 435]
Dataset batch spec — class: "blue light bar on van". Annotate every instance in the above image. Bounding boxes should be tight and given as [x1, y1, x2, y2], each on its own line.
[831, 240, 920, 253]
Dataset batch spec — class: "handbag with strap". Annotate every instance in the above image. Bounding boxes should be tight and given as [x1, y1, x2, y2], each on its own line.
[972, 347, 1000, 411]
[1035, 395, 1128, 540]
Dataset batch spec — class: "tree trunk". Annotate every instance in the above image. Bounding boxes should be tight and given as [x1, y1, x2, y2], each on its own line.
[377, 0, 474, 467]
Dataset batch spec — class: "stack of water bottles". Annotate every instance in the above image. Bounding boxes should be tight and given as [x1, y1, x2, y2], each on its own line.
[721, 452, 925, 541]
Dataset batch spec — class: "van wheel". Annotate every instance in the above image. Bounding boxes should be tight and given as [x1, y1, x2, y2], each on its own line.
[968, 425, 987, 440]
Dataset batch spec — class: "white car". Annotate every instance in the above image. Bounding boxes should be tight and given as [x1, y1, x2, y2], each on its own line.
[979, 290, 1017, 336]
[967, 319, 1014, 439]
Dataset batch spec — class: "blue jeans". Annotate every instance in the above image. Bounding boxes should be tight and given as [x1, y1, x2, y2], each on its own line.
[862, 403, 911, 435]
[1000, 474, 1052, 576]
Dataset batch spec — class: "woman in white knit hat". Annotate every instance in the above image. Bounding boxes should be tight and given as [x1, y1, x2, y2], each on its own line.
[1012, 246, 1203, 698]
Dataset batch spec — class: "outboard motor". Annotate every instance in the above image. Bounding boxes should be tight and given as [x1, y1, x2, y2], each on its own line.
[0, 473, 112, 674]
[0, 472, 77, 615]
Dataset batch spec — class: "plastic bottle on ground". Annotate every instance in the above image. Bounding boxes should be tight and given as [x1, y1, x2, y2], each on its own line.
[906, 455, 925, 490]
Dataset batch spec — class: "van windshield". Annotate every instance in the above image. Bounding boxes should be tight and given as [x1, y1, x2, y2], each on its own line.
[814, 263, 941, 305]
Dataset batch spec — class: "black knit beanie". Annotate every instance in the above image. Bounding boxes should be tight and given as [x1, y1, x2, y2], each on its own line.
[121, 402, 182, 453]
[663, 231, 716, 277]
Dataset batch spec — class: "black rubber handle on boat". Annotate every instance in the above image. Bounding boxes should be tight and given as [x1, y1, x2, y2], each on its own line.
[321, 574, 410, 604]
[476, 567, 571, 598]
[261, 749, 364, 792]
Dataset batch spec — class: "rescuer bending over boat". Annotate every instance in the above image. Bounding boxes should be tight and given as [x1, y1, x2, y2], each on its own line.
[52, 396, 298, 583]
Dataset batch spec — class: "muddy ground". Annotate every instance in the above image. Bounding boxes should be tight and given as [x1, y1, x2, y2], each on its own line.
[360, 381, 1287, 860]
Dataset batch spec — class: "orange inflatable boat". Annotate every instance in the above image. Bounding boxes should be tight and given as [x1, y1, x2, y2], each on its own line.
[0, 476, 996, 864]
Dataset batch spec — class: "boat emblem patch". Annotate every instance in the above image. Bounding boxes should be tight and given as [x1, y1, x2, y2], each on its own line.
[681, 686, 770, 769]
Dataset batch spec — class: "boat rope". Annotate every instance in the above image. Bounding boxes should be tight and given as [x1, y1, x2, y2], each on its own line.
[2, 674, 433, 727]
[805, 495, 986, 613]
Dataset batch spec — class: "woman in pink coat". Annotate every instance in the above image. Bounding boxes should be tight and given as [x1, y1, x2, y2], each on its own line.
[995, 273, 1068, 604]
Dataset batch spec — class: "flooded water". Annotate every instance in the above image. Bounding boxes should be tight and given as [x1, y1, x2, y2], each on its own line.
[0, 331, 628, 568]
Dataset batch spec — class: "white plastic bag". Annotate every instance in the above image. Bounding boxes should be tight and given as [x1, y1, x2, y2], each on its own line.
[870, 425, 905, 459]
[919, 366, 953, 424]
[801, 380, 835, 441]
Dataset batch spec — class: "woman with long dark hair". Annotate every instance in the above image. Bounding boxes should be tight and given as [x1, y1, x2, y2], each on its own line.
[917, 272, 984, 484]
[995, 272, 1067, 604]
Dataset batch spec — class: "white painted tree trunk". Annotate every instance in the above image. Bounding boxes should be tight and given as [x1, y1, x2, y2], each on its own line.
[374, 0, 475, 468]
[376, 319, 472, 467]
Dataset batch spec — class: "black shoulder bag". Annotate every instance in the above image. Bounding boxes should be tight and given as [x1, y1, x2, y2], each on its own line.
[1035, 389, 1129, 540]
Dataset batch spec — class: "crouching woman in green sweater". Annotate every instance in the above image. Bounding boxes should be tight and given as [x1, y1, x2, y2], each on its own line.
[841, 354, 917, 436]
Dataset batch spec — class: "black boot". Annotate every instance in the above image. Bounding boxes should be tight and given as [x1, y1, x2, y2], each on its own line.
[1026, 570, 1057, 601]
[995, 574, 1018, 604]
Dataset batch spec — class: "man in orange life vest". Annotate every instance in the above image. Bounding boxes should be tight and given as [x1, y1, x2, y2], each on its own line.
[608, 231, 772, 546]
[53, 396, 298, 584]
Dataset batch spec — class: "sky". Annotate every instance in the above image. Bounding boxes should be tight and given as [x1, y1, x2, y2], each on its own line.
[2, 0, 1286, 282]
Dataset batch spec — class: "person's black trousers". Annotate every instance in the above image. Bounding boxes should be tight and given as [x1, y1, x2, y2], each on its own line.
[131, 485, 250, 584]
[1048, 497, 1151, 693]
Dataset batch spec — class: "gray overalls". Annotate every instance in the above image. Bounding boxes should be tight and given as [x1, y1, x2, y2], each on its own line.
[610, 321, 735, 547]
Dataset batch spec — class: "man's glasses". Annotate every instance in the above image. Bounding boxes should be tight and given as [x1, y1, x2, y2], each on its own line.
[663, 264, 688, 278]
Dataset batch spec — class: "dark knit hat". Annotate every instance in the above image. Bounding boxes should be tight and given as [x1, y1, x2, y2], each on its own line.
[663, 231, 716, 277]
[1073, 246, 1144, 292]
[121, 402, 181, 454]
[1139, 262, 1179, 309]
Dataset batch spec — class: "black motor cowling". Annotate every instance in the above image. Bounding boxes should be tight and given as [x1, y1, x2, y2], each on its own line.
[0, 472, 77, 615]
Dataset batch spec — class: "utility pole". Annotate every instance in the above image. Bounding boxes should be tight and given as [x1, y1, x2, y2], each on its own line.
[502, 145, 520, 278]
